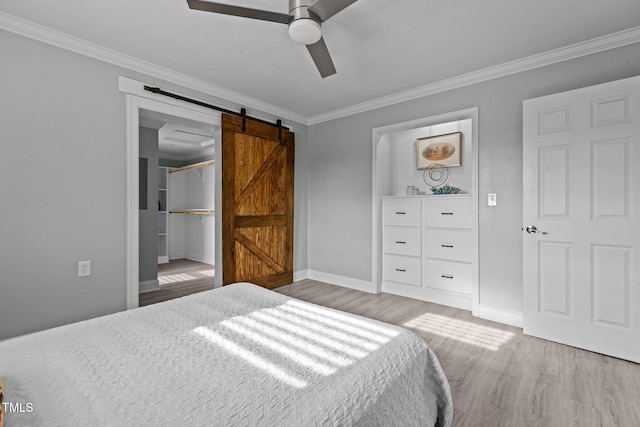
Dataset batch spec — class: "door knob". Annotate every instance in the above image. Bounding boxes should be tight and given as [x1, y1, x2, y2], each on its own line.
[524, 225, 548, 235]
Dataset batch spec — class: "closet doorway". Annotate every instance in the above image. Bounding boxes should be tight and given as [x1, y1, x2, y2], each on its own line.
[121, 77, 222, 309]
[138, 109, 219, 306]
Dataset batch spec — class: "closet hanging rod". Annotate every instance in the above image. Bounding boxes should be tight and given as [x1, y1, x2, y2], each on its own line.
[169, 209, 215, 215]
[144, 86, 285, 131]
[169, 160, 215, 174]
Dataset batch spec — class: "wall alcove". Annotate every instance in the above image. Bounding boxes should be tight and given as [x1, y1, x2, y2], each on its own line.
[371, 107, 479, 314]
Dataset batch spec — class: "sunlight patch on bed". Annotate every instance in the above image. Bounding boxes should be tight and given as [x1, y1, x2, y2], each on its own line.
[252, 311, 370, 358]
[259, 309, 379, 353]
[279, 304, 399, 345]
[192, 299, 404, 388]
[221, 320, 337, 376]
[193, 326, 308, 389]
[159, 273, 195, 285]
[276, 307, 382, 350]
[234, 316, 353, 367]
[403, 313, 515, 351]
[287, 300, 399, 337]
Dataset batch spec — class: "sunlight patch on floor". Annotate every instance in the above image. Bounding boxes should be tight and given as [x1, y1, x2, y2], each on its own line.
[158, 264, 215, 286]
[158, 273, 195, 285]
[403, 313, 514, 351]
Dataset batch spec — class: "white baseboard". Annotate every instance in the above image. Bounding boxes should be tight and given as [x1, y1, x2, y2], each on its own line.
[185, 255, 215, 265]
[139, 279, 160, 293]
[292, 270, 523, 329]
[476, 303, 523, 328]
[382, 281, 472, 311]
[306, 270, 376, 294]
[293, 269, 309, 282]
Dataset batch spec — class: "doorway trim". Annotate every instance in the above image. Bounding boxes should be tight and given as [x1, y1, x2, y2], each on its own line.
[119, 76, 222, 309]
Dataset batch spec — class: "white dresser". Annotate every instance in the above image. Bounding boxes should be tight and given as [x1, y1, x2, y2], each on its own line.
[381, 195, 475, 310]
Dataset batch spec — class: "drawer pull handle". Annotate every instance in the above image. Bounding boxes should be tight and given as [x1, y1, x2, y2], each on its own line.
[441, 244, 454, 248]
[442, 274, 454, 279]
[395, 211, 406, 215]
[441, 212, 454, 215]
[395, 268, 406, 272]
[395, 241, 407, 244]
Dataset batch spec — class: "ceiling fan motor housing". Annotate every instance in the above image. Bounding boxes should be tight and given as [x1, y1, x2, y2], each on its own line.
[288, 0, 322, 45]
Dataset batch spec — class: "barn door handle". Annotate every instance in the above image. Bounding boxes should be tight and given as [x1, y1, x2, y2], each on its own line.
[441, 244, 454, 248]
[441, 212, 454, 215]
[395, 241, 407, 244]
[395, 211, 406, 215]
[441, 275, 454, 279]
[395, 268, 406, 272]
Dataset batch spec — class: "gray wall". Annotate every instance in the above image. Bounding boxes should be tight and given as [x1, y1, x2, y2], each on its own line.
[0, 29, 309, 339]
[2, 25, 637, 340]
[139, 127, 159, 284]
[307, 42, 640, 312]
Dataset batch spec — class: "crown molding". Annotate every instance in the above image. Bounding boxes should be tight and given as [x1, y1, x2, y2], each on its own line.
[307, 26, 640, 124]
[0, 11, 308, 125]
[2, 11, 639, 127]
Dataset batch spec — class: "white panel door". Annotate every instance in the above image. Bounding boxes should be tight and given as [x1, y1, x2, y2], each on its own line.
[523, 75, 640, 363]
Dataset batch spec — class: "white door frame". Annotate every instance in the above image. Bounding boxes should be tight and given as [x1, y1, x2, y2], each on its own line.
[119, 77, 222, 309]
[371, 107, 479, 313]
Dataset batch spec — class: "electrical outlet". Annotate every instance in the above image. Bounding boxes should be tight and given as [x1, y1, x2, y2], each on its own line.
[78, 260, 91, 277]
[488, 193, 498, 206]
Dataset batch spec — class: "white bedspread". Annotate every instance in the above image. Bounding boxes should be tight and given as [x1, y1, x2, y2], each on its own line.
[0, 283, 452, 426]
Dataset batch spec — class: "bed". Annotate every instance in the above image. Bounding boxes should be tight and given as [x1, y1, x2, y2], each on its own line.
[0, 282, 452, 426]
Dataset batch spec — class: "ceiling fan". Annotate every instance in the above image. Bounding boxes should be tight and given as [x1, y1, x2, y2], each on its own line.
[186, 0, 359, 78]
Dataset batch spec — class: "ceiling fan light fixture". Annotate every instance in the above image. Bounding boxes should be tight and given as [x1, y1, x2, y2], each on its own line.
[288, 18, 322, 45]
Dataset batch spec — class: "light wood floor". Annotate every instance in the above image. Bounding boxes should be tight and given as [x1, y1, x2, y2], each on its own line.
[139, 275, 640, 426]
[139, 259, 215, 306]
[277, 280, 640, 427]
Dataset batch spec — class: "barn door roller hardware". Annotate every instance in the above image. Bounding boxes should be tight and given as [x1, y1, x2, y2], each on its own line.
[143, 86, 285, 130]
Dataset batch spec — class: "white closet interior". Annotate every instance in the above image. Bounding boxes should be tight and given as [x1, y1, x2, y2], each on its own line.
[168, 161, 215, 265]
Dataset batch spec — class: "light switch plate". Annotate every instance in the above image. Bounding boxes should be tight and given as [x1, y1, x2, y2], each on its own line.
[488, 193, 497, 206]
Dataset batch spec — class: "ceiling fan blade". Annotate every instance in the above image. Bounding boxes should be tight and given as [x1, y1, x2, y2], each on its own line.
[186, 0, 291, 25]
[306, 37, 336, 78]
[308, 0, 358, 22]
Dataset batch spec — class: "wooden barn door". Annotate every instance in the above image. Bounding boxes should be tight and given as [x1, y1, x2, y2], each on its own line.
[221, 114, 294, 288]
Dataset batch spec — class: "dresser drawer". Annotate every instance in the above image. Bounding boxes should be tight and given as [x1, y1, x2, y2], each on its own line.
[383, 254, 421, 286]
[424, 259, 472, 294]
[383, 227, 421, 256]
[425, 196, 472, 229]
[425, 229, 472, 262]
[382, 198, 422, 227]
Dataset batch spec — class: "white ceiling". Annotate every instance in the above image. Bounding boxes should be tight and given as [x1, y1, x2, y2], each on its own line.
[140, 109, 216, 160]
[1, 0, 639, 122]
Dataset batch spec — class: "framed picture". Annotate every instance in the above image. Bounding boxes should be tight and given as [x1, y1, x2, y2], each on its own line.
[416, 132, 462, 169]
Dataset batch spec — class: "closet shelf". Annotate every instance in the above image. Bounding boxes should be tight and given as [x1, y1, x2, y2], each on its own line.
[170, 209, 215, 215]
[169, 160, 214, 174]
